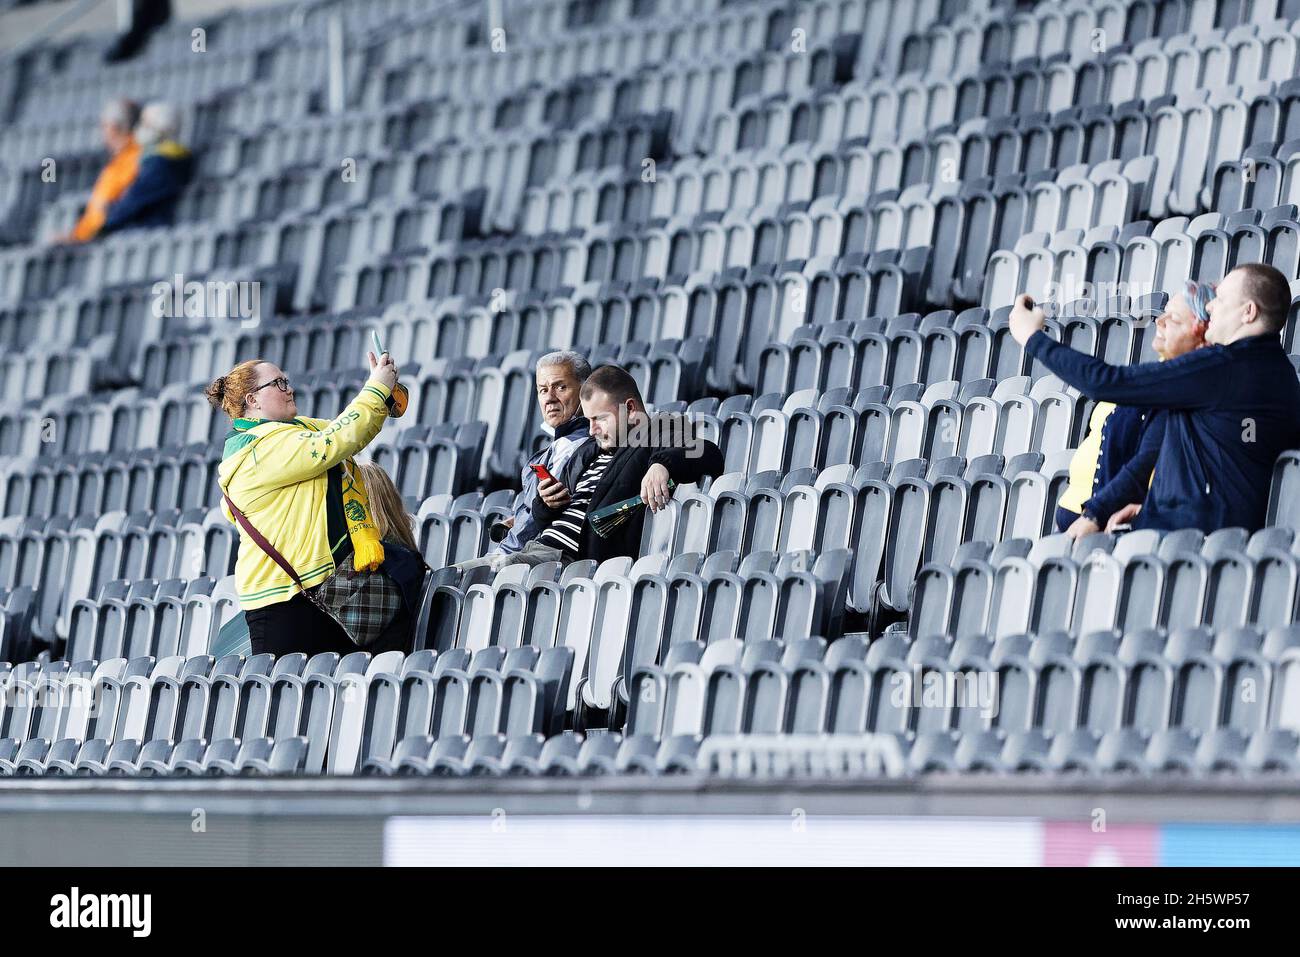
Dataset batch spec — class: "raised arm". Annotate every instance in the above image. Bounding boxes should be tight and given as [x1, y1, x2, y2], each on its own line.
[251, 378, 392, 487]
[1009, 294, 1227, 409]
[1025, 332, 1225, 409]
[243, 352, 399, 491]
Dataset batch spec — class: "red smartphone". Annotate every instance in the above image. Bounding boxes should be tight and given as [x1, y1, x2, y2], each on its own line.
[530, 463, 556, 483]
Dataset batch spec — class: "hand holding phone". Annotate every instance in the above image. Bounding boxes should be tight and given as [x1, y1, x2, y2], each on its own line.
[367, 328, 410, 417]
[537, 473, 570, 509]
[1009, 292, 1047, 345]
[367, 349, 398, 389]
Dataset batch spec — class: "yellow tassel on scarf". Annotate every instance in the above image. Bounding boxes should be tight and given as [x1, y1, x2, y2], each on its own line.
[341, 460, 385, 572]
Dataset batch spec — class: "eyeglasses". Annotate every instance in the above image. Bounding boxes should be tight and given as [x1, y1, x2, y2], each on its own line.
[245, 377, 292, 402]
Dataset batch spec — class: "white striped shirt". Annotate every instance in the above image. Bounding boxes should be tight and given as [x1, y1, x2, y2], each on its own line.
[537, 449, 615, 558]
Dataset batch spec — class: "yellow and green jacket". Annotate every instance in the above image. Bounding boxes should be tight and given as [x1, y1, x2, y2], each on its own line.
[218, 378, 392, 610]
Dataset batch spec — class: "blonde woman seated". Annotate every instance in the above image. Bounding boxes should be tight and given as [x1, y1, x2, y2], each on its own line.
[356, 460, 430, 652]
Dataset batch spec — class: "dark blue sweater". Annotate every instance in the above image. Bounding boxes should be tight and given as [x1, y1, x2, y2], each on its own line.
[1081, 405, 1165, 524]
[1026, 331, 1300, 533]
[101, 141, 193, 233]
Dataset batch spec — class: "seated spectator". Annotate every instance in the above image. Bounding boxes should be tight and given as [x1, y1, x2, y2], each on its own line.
[1055, 283, 1210, 539]
[489, 350, 594, 554]
[99, 102, 193, 235]
[527, 364, 724, 564]
[207, 351, 401, 657]
[357, 461, 430, 652]
[58, 99, 142, 244]
[1012, 263, 1300, 533]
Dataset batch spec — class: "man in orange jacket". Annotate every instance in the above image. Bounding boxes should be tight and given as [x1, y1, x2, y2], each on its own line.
[59, 99, 142, 243]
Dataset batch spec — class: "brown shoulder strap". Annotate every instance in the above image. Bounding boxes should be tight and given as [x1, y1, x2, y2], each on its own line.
[223, 492, 307, 592]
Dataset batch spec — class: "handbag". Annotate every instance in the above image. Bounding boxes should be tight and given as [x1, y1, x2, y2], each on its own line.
[223, 492, 402, 648]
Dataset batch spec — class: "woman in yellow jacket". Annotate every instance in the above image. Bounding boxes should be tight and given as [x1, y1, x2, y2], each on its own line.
[205, 352, 400, 656]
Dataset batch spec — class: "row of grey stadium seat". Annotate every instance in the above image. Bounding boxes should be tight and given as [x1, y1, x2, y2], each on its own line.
[12, 18, 1300, 310]
[8, 452, 1300, 681]
[1, 0, 1300, 786]
[4, 620, 1300, 776]
[5, 441, 1300, 667]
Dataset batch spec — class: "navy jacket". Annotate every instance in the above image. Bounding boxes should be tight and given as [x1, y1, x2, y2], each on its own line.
[1082, 405, 1166, 524]
[1026, 331, 1300, 532]
[101, 140, 193, 233]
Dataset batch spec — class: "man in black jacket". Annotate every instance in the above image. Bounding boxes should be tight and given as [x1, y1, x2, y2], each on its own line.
[528, 364, 724, 564]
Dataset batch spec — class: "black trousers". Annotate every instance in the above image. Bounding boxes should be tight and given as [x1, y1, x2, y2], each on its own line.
[245, 592, 355, 659]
